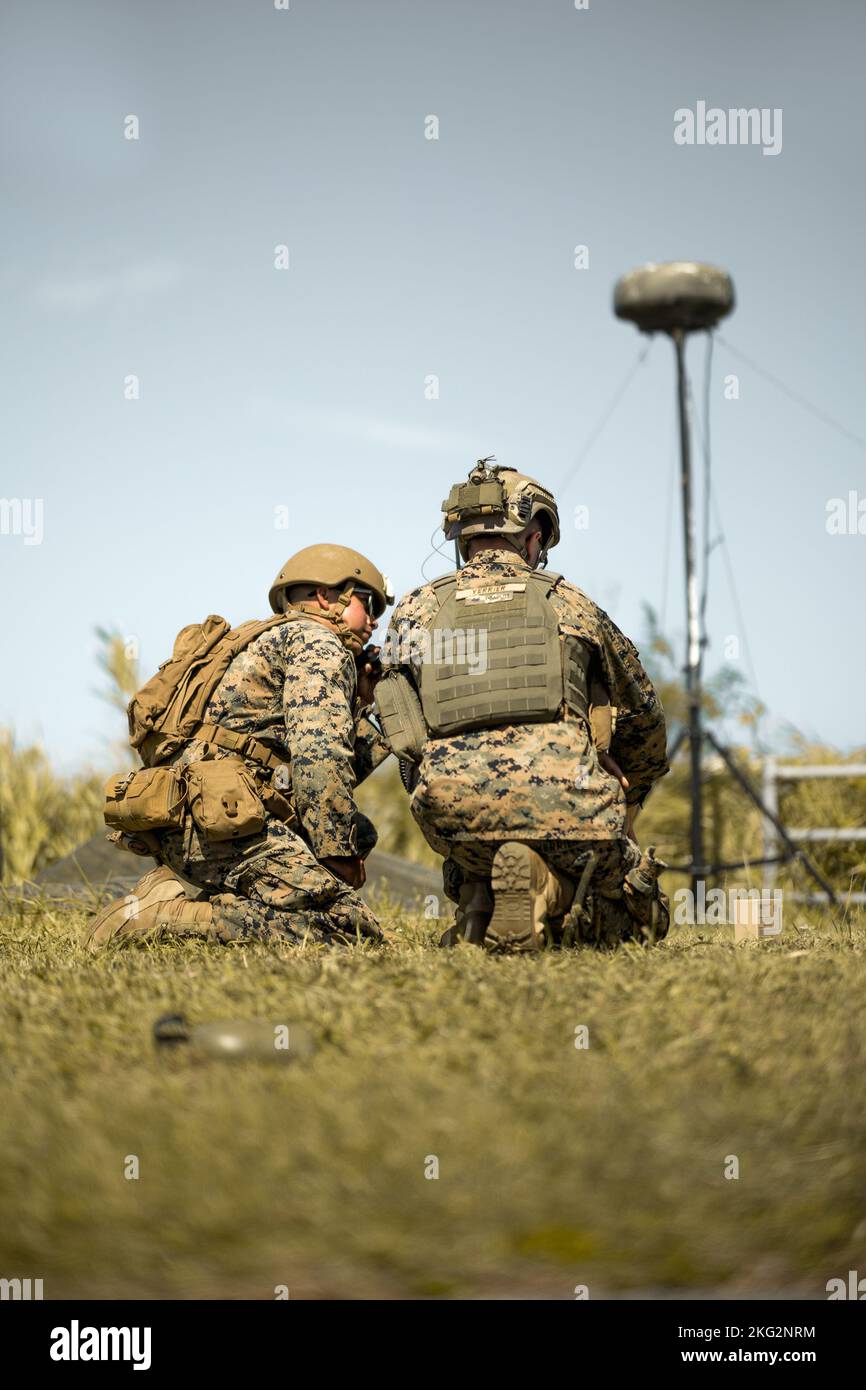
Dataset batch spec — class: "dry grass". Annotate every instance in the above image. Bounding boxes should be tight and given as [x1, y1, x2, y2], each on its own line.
[0, 730, 104, 885]
[3, 653, 864, 1299]
[1, 888, 864, 1300]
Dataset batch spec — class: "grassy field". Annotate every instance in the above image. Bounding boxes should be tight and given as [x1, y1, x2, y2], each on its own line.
[1, 888, 864, 1300]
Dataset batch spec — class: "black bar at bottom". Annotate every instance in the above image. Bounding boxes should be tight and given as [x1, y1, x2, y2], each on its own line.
[5, 1294, 861, 1373]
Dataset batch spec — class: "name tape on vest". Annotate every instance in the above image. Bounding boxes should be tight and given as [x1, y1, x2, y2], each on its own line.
[455, 583, 526, 605]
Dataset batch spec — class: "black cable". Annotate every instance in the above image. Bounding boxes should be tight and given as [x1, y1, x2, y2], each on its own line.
[688, 353, 764, 740]
[420, 527, 454, 583]
[708, 484, 763, 709]
[658, 402, 678, 640]
[699, 332, 714, 643]
[557, 340, 653, 493]
[716, 333, 866, 453]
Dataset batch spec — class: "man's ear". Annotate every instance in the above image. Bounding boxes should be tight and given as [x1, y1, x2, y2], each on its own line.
[315, 587, 332, 610]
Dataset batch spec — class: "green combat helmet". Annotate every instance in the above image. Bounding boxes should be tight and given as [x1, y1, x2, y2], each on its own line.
[441, 457, 561, 567]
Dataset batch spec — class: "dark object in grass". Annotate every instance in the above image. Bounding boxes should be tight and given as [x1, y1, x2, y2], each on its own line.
[153, 1013, 191, 1047]
[153, 1013, 315, 1062]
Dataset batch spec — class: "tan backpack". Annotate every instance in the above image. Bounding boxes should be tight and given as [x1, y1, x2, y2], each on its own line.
[105, 613, 298, 847]
[129, 613, 292, 768]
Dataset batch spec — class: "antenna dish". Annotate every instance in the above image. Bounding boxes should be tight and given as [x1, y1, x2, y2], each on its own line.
[614, 261, 734, 334]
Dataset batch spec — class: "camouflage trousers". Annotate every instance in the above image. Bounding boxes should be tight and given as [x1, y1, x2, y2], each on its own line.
[156, 813, 381, 946]
[435, 833, 653, 949]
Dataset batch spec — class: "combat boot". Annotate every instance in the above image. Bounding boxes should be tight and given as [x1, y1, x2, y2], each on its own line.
[485, 842, 574, 953]
[86, 866, 213, 949]
[439, 877, 493, 947]
[622, 845, 670, 943]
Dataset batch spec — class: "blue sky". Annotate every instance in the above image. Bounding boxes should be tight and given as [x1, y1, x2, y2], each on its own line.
[1, 0, 864, 770]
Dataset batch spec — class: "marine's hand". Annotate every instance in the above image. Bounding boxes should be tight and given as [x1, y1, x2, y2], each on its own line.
[356, 646, 382, 707]
[598, 751, 640, 843]
[322, 855, 367, 889]
[598, 750, 629, 792]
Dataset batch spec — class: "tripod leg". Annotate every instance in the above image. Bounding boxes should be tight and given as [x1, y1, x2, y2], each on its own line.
[666, 726, 688, 764]
[705, 731, 837, 906]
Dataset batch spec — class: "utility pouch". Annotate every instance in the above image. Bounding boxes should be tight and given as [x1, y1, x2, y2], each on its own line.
[589, 703, 613, 752]
[184, 757, 267, 842]
[104, 766, 186, 833]
[374, 671, 428, 763]
[259, 783, 297, 826]
[588, 670, 615, 752]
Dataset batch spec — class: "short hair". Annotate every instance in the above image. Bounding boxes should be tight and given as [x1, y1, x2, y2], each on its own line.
[285, 583, 320, 607]
[521, 514, 550, 546]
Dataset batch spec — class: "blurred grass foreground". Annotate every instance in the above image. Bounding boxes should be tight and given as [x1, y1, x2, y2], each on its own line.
[0, 893, 864, 1298]
[1, 619, 864, 1297]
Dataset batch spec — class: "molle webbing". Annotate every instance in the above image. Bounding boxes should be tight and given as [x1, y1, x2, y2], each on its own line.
[140, 721, 289, 775]
[419, 570, 590, 736]
[564, 631, 590, 720]
[131, 612, 299, 769]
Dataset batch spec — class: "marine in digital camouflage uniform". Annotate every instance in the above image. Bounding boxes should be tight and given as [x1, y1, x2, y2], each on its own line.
[87, 545, 393, 949]
[378, 460, 669, 951]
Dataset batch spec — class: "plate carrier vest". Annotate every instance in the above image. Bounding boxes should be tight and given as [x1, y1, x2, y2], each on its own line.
[417, 569, 591, 736]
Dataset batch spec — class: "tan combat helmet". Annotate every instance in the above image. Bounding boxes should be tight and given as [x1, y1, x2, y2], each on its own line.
[268, 543, 393, 654]
[442, 457, 561, 567]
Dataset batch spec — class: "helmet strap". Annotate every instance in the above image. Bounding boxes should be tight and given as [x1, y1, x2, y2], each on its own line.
[290, 584, 366, 655]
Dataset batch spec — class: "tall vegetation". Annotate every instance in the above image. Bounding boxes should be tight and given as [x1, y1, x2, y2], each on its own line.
[1, 617, 862, 903]
[0, 628, 139, 884]
[0, 731, 104, 884]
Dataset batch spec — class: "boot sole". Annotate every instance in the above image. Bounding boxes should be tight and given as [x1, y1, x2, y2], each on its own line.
[485, 843, 539, 953]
